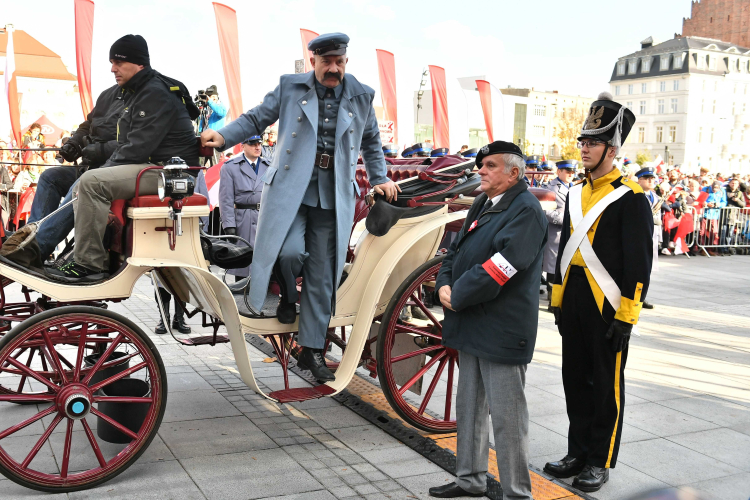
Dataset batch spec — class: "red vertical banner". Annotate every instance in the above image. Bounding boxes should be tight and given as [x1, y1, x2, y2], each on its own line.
[428, 65, 449, 148]
[74, 0, 95, 118]
[212, 3, 243, 122]
[300, 29, 319, 73]
[376, 49, 398, 144]
[4, 26, 21, 147]
[476, 80, 493, 143]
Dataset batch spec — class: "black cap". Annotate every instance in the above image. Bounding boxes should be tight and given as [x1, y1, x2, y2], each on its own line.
[401, 146, 414, 158]
[109, 35, 150, 66]
[556, 159, 578, 170]
[462, 148, 478, 158]
[578, 92, 636, 147]
[526, 155, 541, 166]
[308, 33, 349, 56]
[635, 166, 656, 178]
[431, 147, 449, 157]
[476, 141, 525, 167]
[206, 85, 218, 96]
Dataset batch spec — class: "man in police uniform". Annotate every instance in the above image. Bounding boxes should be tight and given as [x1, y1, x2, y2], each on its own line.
[636, 166, 659, 309]
[545, 92, 653, 492]
[201, 33, 398, 382]
[543, 160, 577, 309]
[219, 135, 269, 281]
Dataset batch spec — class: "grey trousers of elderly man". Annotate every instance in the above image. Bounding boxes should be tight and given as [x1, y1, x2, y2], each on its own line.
[456, 351, 533, 500]
[73, 163, 160, 271]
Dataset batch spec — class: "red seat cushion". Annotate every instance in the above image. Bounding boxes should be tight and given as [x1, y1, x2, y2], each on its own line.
[127, 193, 209, 208]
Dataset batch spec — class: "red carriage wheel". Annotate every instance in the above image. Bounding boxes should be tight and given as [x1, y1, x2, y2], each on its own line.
[377, 255, 457, 433]
[0, 306, 167, 492]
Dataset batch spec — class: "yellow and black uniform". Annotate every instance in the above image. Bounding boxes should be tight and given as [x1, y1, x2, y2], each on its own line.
[551, 167, 653, 469]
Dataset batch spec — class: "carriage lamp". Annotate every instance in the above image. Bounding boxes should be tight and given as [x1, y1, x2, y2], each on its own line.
[157, 157, 196, 239]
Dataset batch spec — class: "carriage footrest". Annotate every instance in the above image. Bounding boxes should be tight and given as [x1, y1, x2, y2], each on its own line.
[269, 385, 336, 403]
[173, 335, 230, 346]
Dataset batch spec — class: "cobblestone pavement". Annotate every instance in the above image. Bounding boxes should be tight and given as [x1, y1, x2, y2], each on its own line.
[0, 256, 748, 499]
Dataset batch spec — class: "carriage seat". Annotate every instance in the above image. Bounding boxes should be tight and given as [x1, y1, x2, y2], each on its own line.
[126, 193, 209, 208]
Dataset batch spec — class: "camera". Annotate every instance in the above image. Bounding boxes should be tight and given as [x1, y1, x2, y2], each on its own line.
[193, 91, 209, 104]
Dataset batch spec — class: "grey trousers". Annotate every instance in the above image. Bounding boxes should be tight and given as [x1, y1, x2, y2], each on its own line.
[456, 351, 533, 500]
[73, 163, 160, 271]
[277, 204, 336, 349]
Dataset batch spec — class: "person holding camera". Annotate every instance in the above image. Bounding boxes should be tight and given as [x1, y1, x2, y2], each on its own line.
[198, 85, 228, 132]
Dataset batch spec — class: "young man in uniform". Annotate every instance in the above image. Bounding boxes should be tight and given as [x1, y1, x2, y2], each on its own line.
[543, 160, 577, 309]
[636, 166, 660, 309]
[545, 92, 653, 493]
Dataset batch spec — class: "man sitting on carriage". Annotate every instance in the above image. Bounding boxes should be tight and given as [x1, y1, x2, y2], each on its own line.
[201, 32, 399, 382]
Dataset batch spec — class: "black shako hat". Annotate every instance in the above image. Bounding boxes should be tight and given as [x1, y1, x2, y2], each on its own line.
[578, 92, 635, 149]
[109, 35, 150, 67]
[476, 141, 525, 167]
[308, 33, 349, 56]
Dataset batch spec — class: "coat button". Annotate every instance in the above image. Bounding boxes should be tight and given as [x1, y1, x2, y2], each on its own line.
[323, 131, 328, 136]
[519, 340, 527, 347]
[350, 129, 353, 133]
[351, 162, 354, 166]
[286, 149, 291, 154]
[325, 118, 329, 123]
[327, 104, 331, 109]
[302, 100, 307, 105]
[292, 132, 297, 138]
[284, 165, 290, 170]
[349, 112, 353, 117]
[297, 117, 301, 122]
[351, 146, 354, 150]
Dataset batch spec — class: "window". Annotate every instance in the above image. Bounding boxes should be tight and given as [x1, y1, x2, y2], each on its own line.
[615, 85, 620, 96]
[617, 62, 626, 75]
[628, 84, 634, 95]
[639, 101, 646, 114]
[673, 80, 679, 91]
[701, 99, 705, 113]
[626, 101, 633, 110]
[642, 59, 651, 72]
[660, 55, 670, 70]
[641, 83, 648, 93]
[628, 60, 638, 74]
[712, 100, 717, 113]
[668, 126, 676, 143]
[533, 125, 545, 136]
[709, 57, 717, 70]
[673, 53, 685, 69]
[638, 127, 645, 143]
[658, 99, 665, 113]
[660, 81, 666, 92]
[698, 127, 703, 142]
[656, 126, 663, 142]
[670, 98, 678, 113]
[710, 128, 715, 143]
[534, 105, 546, 117]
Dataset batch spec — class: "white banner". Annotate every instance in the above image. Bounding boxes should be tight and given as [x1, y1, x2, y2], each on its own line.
[378, 120, 395, 144]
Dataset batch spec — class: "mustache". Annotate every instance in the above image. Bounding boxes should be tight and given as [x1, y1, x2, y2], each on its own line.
[324, 72, 342, 82]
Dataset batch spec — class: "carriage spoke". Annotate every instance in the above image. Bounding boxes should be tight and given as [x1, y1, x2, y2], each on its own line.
[2, 347, 28, 369]
[93, 396, 153, 404]
[22, 413, 63, 468]
[444, 357, 455, 421]
[82, 333, 124, 385]
[81, 418, 107, 469]
[417, 356, 448, 415]
[391, 345, 443, 363]
[89, 408, 138, 440]
[72, 323, 89, 382]
[0, 405, 56, 440]
[394, 323, 441, 340]
[41, 328, 69, 384]
[4, 355, 59, 392]
[398, 350, 446, 396]
[0, 394, 56, 402]
[409, 292, 442, 328]
[16, 347, 36, 393]
[60, 419, 74, 478]
[89, 361, 147, 393]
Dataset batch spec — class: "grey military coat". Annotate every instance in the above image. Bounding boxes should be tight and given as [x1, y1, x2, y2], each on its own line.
[219, 154, 269, 277]
[218, 71, 388, 311]
[543, 177, 572, 274]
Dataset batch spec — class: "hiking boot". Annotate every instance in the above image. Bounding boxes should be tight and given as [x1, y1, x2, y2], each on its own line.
[46, 261, 109, 283]
[155, 316, 169, 335]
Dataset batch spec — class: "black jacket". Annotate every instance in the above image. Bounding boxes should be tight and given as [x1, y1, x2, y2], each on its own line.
[435, 181, 548, 365]
[104, 68, 199, 168]
[69, 84, 124, 168]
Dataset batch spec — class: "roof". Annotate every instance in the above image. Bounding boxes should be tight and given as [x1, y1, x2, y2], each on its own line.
[0, 29, 77, 81]
[610, 36, 750, 82]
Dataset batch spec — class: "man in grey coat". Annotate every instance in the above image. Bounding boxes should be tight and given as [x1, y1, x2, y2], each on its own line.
[201, 33, 398, 381]
[430, 141, 547, 499]
[219, 135, 269, 280]
[543, 159, 578, 308]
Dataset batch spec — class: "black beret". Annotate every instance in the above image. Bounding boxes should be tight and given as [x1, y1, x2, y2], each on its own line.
[109, 34, 150, 67]
[475, 141, 525, 167]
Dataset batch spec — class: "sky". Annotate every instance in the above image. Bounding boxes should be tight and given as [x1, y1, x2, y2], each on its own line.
[4, 0, 693, 143]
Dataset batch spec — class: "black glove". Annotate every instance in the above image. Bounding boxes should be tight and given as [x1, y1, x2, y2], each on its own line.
[224, 227, 236, 236]
[605, 319, 632, 353]
[81, 143, 106, 164]
[59, 141, 82, 162]
[549, 306, 561, 327]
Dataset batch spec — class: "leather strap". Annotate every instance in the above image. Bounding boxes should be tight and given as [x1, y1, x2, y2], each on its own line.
[234, 203, 260, 210]
[314, 152, 334, 169]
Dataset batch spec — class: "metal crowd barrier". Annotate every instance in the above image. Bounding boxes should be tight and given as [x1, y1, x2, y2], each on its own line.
[692, 206, 750, 256]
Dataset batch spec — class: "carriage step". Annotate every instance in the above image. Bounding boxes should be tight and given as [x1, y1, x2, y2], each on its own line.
[173, 335, 230, 346]
[268, 385, 336, 403]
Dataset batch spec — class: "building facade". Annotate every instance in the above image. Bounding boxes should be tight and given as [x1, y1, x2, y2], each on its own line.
[610, 36, 750, 174]
[682, 0, 750, 48]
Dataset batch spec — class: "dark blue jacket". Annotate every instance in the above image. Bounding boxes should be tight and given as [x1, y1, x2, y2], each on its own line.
[435, 181, 548, 364]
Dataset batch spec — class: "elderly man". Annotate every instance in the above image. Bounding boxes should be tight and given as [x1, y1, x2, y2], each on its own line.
[201, 33, 398, 382]
[429, 141, 547, 499]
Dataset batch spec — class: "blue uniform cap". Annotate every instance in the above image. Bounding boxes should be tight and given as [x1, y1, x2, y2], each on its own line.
[526, 155, 540, 165]
[382, 144, 398, 154]
[431, 147, 449, 157]
[410, 142, 433, 154]
[401, 146, 414, 157]
[462, 147, 478, 157]
[242, 135, 262, 145]
[635, 166, 656, 178]
[556, 159, 578, 170]
[308, 33, 349, 56]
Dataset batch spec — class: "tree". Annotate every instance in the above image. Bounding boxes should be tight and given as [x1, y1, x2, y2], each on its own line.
[635, 150, 652, 166]
[554, 107, 586, 161]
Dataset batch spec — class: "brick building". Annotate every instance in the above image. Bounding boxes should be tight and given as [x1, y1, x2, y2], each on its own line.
[682, 0, 750, 48]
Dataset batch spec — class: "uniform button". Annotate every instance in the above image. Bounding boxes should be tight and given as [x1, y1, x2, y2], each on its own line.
[350, 129, 353, 133]
[323, 131, 328, 136]
[302, 100, 307, 105]
[297, 117, 301, 122]
[284, 165, 289, 170]
[325, 118, 329, 123]
[351, 162, 355, 166]
[286, 149, 291, 154]
[327, 104, 331, 109]
[519, 340, 527, 347]
[326, 93, 331, 98]
[348, 112, 353, 117]
[292, 132, 296, 138]
[351, 146, 354, 150]
[324, 142, 327, 146]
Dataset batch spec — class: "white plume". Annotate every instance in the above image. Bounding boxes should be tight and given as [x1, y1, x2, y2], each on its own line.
[597, 91, 613, 101]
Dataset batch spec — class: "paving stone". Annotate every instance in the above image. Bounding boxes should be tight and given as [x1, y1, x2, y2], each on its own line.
[360, 446, 443, 479]
[684, 472, 750, 500]
[258, 491, 336, 500]
[353, 483, 379, 495]
[624, 402, 721, 437]
[373, 479, 404, 492]
[333, 424, 403, 453]
[395, 470, 459, 500]
[302, 406, 370, 429]
[161, 389, 242, 423]
[158, 415, 275, 458]
[329, 485, 358, 498]
[667, 428, 750, 472]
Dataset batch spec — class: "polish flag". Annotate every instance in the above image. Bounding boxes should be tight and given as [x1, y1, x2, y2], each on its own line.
[204, 159, 225, 210]
[4, 26, 22, 147]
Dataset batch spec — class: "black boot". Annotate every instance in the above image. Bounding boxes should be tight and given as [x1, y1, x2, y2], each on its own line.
[544, 455, 586, 478]
[172, 305, 191, 334]
[297, 347, 335, 382]
[642, 301, 654, 309]
[428, 482, 484, 498]
[273, 262, 297, 324]
[155, 289, 171, 335]
[155, 315, 169, 335]
[572, 465, 609, 492]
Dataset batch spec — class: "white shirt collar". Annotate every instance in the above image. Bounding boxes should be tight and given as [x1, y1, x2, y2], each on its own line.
[243, 153, 257, 165]
[489, 192, 504, 207]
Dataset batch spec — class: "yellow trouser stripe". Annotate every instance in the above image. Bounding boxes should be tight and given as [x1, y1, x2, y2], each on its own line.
[605, 351, 622, 468]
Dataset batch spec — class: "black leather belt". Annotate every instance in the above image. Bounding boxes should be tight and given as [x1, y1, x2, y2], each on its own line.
[235, 203, 260, 210]
[314, 152, 334, 169]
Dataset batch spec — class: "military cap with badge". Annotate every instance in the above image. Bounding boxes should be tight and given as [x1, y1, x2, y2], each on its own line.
[635, 166, 656, 178]
[242, 135, 263, 145]
[431, 147, 449, 157]
[475, 141, 525, 167]
[308, 33, 349, 56]
[577, 92, 636, 175]
[382, 144, 399, 158]
[462, 148, 478, 158]
[556, 159, 578, 171]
